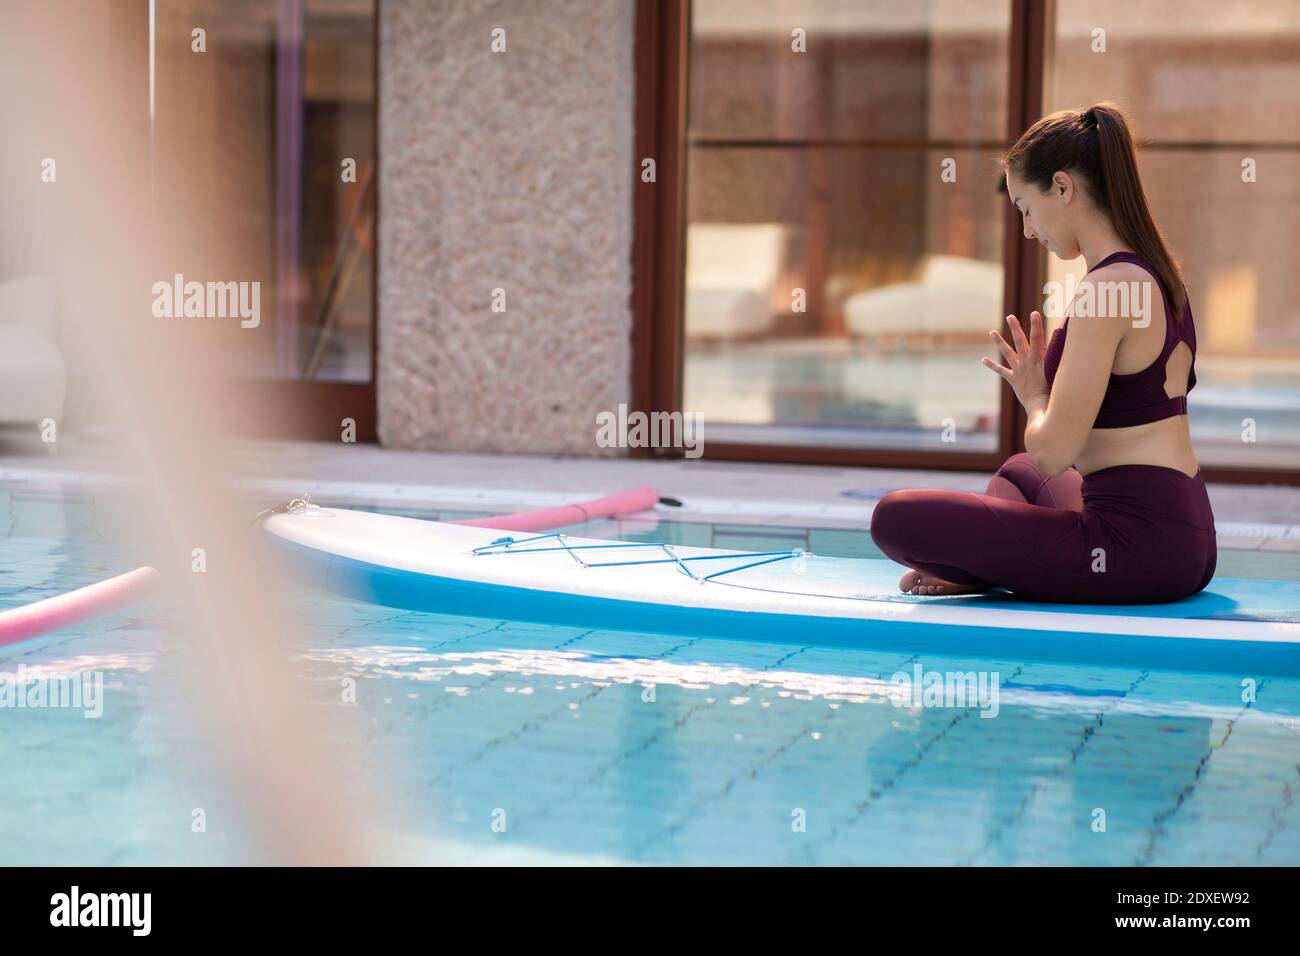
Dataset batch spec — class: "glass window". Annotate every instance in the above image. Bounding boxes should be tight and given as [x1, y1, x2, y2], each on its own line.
[682, 0, 1013, 450]
[154, 0, 376, 384]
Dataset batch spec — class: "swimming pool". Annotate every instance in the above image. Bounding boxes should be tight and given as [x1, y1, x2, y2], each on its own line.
[3, 485, 1299, 865]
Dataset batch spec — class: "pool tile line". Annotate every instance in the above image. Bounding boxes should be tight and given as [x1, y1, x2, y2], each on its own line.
[390, 627, 657, 790]
[960, 669, 1152, 865]
[518, 642, 916, 861]
[298, 619, 566, 726]
[1253, 768, 1298, 863]
[802, 664, 1027, 864]
[513, 639, 859, 847]
[513, 698, 719, 844]
[425, 681, 612, 789]
[629, 701, 845, 862]
[1134, 686, 1258, 866]
[412, 631, 716, 837]
[304, 626, 706, 802]
[555, 628, 639, 651]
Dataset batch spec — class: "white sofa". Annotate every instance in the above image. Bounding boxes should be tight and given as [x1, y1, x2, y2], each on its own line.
[844, 254, 1004, 338]
[0, 274, 66, 427]
[684, 223, 787, 340]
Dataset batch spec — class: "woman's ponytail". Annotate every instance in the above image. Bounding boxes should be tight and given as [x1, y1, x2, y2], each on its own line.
[1090, 104, 1185, 319]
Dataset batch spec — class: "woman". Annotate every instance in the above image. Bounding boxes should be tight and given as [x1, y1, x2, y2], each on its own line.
[869, 103, 1216, 605]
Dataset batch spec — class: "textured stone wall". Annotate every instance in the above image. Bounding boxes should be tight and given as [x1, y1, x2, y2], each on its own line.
[378, 0, 635, 453]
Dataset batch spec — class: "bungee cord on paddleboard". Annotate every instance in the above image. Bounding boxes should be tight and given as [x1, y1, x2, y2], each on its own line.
[471, 531, 805, 583]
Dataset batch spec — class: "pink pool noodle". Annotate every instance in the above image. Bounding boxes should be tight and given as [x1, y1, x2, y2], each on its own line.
[0, 487, 662, 647]
[0, 566, 161, 648]
[451, 486, 661, 532]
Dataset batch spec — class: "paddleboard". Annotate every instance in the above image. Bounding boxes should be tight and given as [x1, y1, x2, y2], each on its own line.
[262, 504, 1300, 675]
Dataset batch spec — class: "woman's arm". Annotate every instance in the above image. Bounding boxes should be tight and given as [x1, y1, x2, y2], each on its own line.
[985, 267, 1132, 477]
[1026, 267, 1145, 474]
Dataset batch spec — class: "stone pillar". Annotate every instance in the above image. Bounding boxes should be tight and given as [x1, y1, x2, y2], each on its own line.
[378, 0, 635, 454]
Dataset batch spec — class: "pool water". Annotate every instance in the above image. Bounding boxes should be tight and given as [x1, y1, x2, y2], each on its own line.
[3, 487, 1299, 865]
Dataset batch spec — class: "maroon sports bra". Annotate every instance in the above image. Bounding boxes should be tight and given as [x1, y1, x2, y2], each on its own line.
[1043, 251, 1197, 429]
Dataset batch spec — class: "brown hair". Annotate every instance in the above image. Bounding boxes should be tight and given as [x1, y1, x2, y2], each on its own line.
[1002, 103, 1186, 320]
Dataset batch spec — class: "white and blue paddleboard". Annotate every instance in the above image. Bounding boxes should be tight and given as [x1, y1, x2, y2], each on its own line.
[262, 504, 1300, 675]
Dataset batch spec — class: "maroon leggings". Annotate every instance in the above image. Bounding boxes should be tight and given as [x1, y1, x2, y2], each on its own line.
[869, 453, 1217, 604]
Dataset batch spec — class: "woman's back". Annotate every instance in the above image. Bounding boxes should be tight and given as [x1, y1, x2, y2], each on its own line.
[1045, 252, 1200, 478]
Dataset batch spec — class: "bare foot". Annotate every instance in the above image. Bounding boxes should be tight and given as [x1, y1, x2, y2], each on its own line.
[899, 569, 987, 596]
